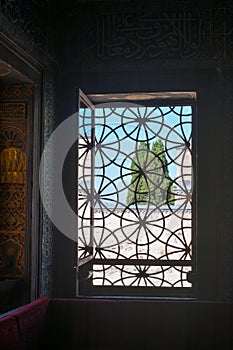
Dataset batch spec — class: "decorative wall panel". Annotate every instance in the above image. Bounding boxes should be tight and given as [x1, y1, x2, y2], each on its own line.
[0, 85, 31, 279]
[0, 103, 26, 119]
[40, 73, 56, 297]
[0, 0, 58, 61]
[0, 0, 51, 47]
[86, 10, 210, 60]
[0, 85, 33, 99]
[63, 4, 233, 72]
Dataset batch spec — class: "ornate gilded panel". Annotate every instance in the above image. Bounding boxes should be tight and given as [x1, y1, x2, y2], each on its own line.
[0, 233, 24, 278]
[0, 85, 33, 99]
[0, 126, 26, 151]
[0, 92, 28, 279]
[0, 102, 26, 119]
[0, 183, 26, 231]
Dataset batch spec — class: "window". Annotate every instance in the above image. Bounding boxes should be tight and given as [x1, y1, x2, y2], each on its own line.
[77, 90, 196, 297]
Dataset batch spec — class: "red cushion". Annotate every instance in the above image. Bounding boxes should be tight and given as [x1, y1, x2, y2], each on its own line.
[0, 315, 20, 350]
[11, 297, 49, 350]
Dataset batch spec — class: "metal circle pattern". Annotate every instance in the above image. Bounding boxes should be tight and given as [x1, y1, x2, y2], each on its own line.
[78, 105, 193, 288]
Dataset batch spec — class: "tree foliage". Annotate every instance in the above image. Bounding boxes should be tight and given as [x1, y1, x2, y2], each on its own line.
[126, 140, 174, 206]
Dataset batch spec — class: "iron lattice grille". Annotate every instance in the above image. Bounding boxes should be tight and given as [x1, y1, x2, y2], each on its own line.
[78, 104, 193, 292]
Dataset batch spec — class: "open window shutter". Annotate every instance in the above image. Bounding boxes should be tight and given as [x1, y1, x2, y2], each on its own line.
[77, 89, 95, 295]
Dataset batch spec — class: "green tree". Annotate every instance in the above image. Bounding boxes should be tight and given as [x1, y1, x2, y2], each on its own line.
[151, 139, 175, 205]
[126, 141, 150, 205]
[126, 140, 174, 206]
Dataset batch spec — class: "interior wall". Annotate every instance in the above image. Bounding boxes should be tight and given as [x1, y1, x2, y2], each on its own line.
[0, 1, 58, 306]
[53, 1, 233, 300]
[1, 0, 232, 302]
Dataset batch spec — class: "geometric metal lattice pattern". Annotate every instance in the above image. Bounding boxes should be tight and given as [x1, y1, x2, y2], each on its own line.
[78, 103, 194, 292]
